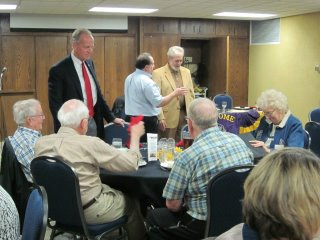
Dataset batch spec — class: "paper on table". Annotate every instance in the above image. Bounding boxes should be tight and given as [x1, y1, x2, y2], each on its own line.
[147, 133, 158, 161]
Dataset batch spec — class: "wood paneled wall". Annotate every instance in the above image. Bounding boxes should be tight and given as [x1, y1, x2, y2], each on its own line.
[0, 14, 249, 139]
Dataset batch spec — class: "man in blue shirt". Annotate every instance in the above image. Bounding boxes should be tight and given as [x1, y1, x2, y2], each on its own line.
[146, 98, 253, 240]
[124, 52, 188, 142]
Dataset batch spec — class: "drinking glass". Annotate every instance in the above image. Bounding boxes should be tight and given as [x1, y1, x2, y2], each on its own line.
[112, 138, 122, 148]
[157, 138, 167, 163]
[221, 101, 227, 113]
[166, 138, 175, 161]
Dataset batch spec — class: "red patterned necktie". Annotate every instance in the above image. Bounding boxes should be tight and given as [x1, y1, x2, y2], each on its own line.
[82, 62, 94, 117]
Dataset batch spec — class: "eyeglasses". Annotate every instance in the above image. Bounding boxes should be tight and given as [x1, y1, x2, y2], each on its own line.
[29, 114, 45, 119]
[263, 109, 276, 117]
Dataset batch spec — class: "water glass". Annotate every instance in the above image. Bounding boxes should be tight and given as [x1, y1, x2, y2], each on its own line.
[157, 138, 167, 163]
[112, 138, 122, 148]
[166, 138, 175, 161]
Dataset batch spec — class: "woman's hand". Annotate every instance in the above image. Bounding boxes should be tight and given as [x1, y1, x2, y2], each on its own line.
[249, 140, 271, 153]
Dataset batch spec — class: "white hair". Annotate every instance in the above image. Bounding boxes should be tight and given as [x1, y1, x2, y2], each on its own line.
[13, 99, 40, 126]
[256, 89, 288, 112]
[188, 98, 218, 130]
[167, 46, 184, 57]
[58, 99, 89, 129]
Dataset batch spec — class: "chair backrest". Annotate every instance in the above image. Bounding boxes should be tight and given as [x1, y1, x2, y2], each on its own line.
[0, 137, 33, 232]
[180, 124, 189, 140]
[22, 186, 48, 240]
[30, 156, 91, 237]
[304, 129, 311, 149]
[305, 121, 320, 157]
[112, 96, 126, 120]
[309, 108, 320, 123]
[213, 93, 233, 110]
[104, 122, 129, 145]
[205, 165, 254, 237]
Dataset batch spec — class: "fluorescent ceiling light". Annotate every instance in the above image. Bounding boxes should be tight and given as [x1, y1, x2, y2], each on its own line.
[89, 7, 158, 14]
[214, 12, 276, 18]
[0, 4, 17, 10]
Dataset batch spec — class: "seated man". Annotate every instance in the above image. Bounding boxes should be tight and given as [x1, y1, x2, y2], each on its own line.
[9, 98, 45, 183]
[146, 98, 254, 240]
[34, 99, 146, 240]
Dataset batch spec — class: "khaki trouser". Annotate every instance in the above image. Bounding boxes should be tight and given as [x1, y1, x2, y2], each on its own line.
[84, 184, 146, 240]
[159, 110, 187, 142]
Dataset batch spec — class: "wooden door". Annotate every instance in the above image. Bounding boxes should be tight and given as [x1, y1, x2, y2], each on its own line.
[228, 37, 249, 106]
[206, 37, 228, 98]
[142, 35, 180, 67]
[35, 36, 68, 135]
[104, 36, 136, 106]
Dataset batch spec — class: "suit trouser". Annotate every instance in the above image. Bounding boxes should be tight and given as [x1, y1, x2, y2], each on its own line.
[126, 115, 158, 142]
[84, 184, 146, 240]
[159, 109, 187, 142]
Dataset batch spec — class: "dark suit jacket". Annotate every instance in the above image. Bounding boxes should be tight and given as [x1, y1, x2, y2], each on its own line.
[0, 138, 33, 232]
[48, 55, 115, 139]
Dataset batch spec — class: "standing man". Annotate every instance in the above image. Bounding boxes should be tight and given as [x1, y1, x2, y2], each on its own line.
[48, 28, 124, 140]
[152, 46, 195, 141]
[146, 98, 253, 240]
[125, 52, 189, 142]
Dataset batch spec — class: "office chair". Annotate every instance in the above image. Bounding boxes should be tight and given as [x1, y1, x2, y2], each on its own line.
[309, 108, 320, 123]
[305, 121, 320, 157]
[104, 122, 130, 145]
[205, 165, 254, 237]
[213, 93, 233, 110]
[304, 129, 311, 149]
[22, 186, 48, 240]
[112, 96, 126, 120]
[31, 156, 128, 240]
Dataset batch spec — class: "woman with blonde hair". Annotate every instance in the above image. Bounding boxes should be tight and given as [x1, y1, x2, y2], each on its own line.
[215, 148, 320, 240]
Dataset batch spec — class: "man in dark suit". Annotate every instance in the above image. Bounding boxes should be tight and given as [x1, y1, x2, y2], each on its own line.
[48, 28, 124, 140]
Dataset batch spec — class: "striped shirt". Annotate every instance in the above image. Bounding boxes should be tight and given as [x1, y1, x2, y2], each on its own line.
[163, 126, 253, 220]
[9, 127, 41, 182]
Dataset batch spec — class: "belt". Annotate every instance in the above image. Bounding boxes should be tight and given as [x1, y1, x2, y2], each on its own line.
[83, 189, 102, 210]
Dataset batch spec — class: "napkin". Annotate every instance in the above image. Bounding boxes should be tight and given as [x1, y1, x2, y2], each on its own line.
[126, 115, 144, 148]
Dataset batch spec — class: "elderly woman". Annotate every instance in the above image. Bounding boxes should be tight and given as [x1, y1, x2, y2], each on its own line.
[215, 148, 320, 240]
[250, 89, 304, 153]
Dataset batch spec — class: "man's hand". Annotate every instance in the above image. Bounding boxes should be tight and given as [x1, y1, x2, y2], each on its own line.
[174, 87, 189, 97]
[113, 117, 125, 127]
[166, 199, 183, 212]
[158, 119, 166, 131]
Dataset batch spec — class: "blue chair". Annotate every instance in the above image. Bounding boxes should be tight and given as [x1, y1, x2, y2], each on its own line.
[213, 93, 233, 110]
[112, 96, 126, 120]
[205, 165, 254, 237]
[30, 156, 128, 240]
[104, 122, 129, 145]
[22, 186, 48, 240]
[309, 108, 320, 123]
[305, 121, 320, 157]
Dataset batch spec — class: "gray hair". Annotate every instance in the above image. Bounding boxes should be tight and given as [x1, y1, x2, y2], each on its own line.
[167, 46, 184, 57]
[58, 99, 89, 129]
[71, 28, 93, 43]
[256, 89, 288, 113]
[188, 98, 218, 130]
[13, 99, 40, 126]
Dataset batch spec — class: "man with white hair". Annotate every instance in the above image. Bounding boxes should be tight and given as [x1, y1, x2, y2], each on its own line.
[146, 98, 253, 240]
[35, 99, 147, 240]
[152, 46, 195, 141]
[9, 98, 45, 183]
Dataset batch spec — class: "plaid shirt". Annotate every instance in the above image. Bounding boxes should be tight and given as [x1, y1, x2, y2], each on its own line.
[9, 127, 41, 182]
[163, 126, 253, 220]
